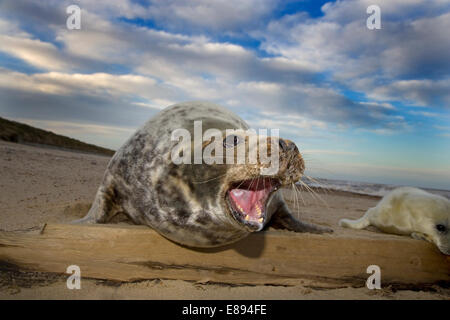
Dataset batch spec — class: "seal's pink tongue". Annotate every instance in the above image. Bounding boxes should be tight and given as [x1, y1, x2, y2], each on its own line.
[229, 188, 270, 219]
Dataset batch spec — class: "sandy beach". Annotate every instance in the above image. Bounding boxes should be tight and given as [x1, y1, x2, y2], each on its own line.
[0, 140, 448, 300]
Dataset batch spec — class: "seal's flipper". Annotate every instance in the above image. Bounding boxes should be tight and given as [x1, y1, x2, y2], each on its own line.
[71, 175, 120, 224]
[411, 232, 433, 243]
[270, 202, 333, 234]
[339, 208, 373, 229]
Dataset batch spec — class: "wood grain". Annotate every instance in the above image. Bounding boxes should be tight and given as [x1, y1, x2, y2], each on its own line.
[0, 223, 448, 287]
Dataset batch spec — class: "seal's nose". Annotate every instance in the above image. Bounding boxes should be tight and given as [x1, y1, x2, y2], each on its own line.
[279, 139, 298, 152]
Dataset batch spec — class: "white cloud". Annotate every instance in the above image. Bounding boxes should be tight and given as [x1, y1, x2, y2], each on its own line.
[259, 1, 450, 109]
[0, 35, 71, 71]
[369, 78, 450, 107]
[142, 0, 279, 32]
[0, 69, 167, 101]
[359, 102, 396, 110]
[409, 111, 439, 117]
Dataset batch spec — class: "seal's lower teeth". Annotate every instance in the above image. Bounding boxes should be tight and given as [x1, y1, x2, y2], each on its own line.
[258, 218, 263, 223]
[255, 203, 262, 216]
[245, 215, 250, 221]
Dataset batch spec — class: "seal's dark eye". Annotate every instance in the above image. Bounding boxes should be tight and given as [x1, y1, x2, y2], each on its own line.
[223, 135, 240, 148]
[436, 224, 447, 233]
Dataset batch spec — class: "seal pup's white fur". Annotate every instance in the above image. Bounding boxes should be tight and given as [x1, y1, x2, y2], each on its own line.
[339, 187, 450, 255]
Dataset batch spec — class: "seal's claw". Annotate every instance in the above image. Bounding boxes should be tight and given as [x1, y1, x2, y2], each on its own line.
[318, 225, 334, 234]
[269, 200, 333, 234]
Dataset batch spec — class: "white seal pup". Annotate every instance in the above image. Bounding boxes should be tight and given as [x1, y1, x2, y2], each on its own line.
[339, 187, 450, 255]
[75, 101, 332, 247]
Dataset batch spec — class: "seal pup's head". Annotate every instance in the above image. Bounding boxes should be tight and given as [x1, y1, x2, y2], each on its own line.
[415, 195, 450, 255]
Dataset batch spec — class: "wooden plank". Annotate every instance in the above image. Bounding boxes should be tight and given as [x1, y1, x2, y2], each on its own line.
[0, 223, 449, 287]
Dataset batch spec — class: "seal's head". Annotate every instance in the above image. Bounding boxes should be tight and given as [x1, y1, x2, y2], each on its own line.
[434, 221, 450, 255]
[412, 194, 450, 255]
[223, 134, 304, 232]
[405, 192, 450, 255]
[179, 127, 305, 233]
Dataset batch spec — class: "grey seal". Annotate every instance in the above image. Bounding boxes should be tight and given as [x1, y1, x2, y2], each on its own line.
[76, 101, 332, 247]
[340, 187, 450, 255]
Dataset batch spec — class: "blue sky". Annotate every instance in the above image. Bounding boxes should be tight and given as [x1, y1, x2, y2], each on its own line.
[0, 0, 449, 189]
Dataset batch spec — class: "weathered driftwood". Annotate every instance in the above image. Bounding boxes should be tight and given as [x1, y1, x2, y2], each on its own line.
[0, 223, 449, 287]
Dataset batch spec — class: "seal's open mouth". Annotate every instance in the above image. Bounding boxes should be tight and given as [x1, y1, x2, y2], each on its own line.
[227, 178, 280, 230]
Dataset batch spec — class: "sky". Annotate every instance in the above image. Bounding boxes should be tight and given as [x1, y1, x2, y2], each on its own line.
[0, 0, 449, 190]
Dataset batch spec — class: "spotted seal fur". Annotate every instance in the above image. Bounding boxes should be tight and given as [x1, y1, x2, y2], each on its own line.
[75, 101, 332, 247]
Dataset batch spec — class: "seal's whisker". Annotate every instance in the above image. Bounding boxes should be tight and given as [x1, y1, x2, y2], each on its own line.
[235, 179, 247, 190]
[294, 183, 301, 219]
[304, 175, 330, 190]
[293, 183, 305, 219]
[299, 180, 322, 206]
[289, 183, 295, 219]
[297, 180, 318, 205]
[291, 184, 298, 216]
[296, 184, 308, 204]
[294, 182, 306, 206]
[297, 182, 309, 207]
[291, 183, 300, 220]
[247, 177, 257, 192]
[303, 175, 331, 194]
[298, 180, 329, 208]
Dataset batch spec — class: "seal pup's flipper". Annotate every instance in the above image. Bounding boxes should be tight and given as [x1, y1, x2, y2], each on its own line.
[270, 201, 333, 234]
[411, 232, 434, 243]
[339, 208, 373, 229]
